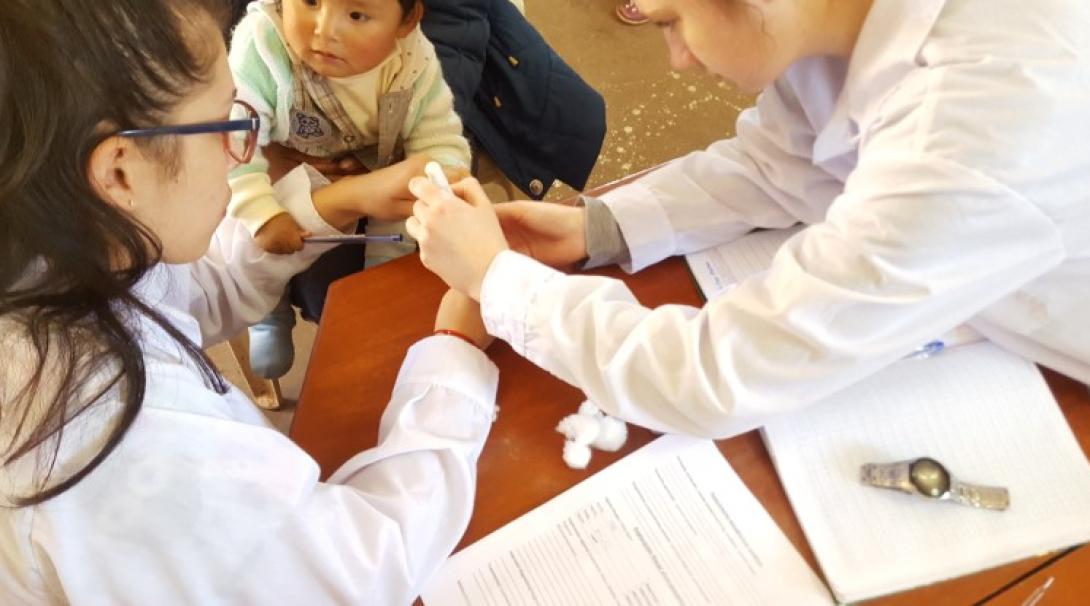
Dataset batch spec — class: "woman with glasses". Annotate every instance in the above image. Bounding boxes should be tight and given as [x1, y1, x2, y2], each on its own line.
[0, 1, 496, 603]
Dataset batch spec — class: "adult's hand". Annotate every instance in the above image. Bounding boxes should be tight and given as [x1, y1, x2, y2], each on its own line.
[406, 177, 508, 300]
[494, 201, 588, 268]
[434, 289, 493, 350]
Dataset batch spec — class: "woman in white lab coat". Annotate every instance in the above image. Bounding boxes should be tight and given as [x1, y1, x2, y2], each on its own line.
[407, 0, 1090, 437]
[0, 1, 496, 603]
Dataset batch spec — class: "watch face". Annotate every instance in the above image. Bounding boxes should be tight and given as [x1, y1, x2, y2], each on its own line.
[909, 457, 951, 497]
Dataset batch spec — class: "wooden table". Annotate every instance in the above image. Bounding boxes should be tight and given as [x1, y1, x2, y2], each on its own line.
[291, 252, 1090, 605]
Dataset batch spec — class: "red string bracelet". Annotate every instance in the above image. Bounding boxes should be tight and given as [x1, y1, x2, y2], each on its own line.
[434, 329, 480, 350]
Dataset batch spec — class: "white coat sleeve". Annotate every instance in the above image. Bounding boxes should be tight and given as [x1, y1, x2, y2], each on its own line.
[480, 148, 1065, 438]
[26, 337, 498, 605]
[239, 336, 499, 604]
[185, 165, 348, 347]
[600, 71, 845, 272]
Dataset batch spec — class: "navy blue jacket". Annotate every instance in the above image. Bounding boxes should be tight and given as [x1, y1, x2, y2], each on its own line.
[422, 0, 606, 198]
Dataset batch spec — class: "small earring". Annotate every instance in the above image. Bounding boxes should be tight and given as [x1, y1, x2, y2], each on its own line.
[128, 198, 135, 209]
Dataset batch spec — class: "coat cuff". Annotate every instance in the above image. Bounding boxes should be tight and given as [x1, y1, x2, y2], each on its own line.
[580, 195, 632, 270]
[600, 181, 676, 272]
[276, 164, 355, 238]
[396, 336, 499, 421]
[480, 250, 563, 358]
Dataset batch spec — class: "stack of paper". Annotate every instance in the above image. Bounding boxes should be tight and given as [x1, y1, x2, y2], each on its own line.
[422, 436, 833, 605]
[762, 342, 1090, 602]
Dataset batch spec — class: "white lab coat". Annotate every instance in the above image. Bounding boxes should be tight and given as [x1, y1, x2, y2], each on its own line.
[0, 167, 498, 604]
[480, 0, 1090, 438]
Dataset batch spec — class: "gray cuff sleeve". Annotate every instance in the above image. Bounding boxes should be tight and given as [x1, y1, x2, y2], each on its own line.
[580, 195, 632, 270]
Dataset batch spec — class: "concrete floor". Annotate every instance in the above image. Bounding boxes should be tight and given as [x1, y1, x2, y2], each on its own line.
[207, 0, 754, 432]
[530, 0, 754, 200]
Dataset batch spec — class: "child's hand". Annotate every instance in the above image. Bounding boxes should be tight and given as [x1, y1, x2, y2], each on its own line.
[443, 165, 471, 184]
[342, 155, 429, 221]
[434, 289, 493, 350]
[264, 143, 366, 183]
[254, 212, 309, 254]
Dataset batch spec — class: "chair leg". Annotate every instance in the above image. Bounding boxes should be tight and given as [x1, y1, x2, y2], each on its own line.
[227, 331, 283, 411]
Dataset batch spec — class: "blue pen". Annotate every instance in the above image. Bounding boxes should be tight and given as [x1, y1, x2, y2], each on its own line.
[303, 234, 404, 245]
[908, 340, 945, 359]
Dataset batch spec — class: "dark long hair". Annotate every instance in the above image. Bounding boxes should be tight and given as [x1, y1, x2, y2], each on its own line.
[0, 0, 230, 506]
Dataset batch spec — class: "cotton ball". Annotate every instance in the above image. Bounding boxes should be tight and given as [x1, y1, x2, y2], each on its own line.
[591, 416, 628, 452]
[562, 440, 593, 469]
[577, 400, 601, 417]
[556, 413, 600, 445]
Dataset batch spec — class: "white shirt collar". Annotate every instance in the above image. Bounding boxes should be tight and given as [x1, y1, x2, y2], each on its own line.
[842, 0, 947, 114]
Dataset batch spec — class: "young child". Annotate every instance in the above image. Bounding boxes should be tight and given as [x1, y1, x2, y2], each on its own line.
[230, 0, 471, 378]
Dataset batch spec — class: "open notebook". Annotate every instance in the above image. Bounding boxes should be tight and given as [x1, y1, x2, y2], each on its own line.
[685, 229, 1090, 603]
[684, 225, 803, 299]
[763, 342, 1090, 603]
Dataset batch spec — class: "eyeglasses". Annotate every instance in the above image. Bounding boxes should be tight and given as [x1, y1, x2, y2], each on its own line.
[116, 100, 260, 164]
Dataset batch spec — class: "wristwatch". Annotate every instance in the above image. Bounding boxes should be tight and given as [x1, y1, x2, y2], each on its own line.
[860, 457, 1009, 511]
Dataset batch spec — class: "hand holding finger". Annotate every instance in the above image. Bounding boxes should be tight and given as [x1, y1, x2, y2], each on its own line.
[450, 177, 493, 209]
[406, 177, 509, 299]
[408, 175, 447, 208]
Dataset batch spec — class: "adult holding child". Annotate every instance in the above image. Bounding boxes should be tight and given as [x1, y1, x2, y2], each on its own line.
[407, 0, 1090, 437]
[0, 0, 497, 603]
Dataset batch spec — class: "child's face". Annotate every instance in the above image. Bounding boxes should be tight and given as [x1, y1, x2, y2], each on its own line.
[282, 0, 420, 79]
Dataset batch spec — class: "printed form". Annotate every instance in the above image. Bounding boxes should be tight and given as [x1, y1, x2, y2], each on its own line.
[421, 436, 832, 606]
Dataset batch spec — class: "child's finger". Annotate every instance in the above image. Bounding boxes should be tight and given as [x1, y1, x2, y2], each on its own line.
[337, 157, 364, 173]
[442, 166, 471, 183]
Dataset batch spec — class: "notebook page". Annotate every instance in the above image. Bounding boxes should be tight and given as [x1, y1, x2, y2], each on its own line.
[683, 224, 982, 352]
[421, 436, 833, 606]
[763, 343, 1090, 603]
[685, 226, 803, 300]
